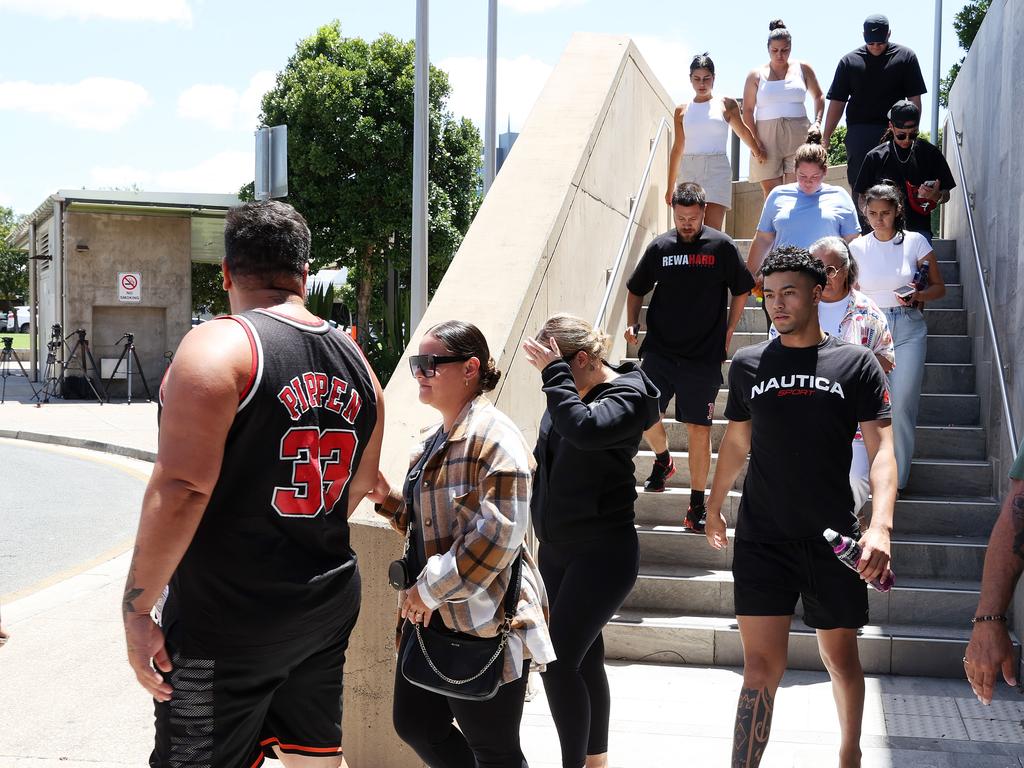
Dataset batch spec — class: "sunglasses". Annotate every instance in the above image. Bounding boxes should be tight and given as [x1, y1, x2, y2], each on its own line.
[408, 353, 472, 378]
[893, 129, 918, 141]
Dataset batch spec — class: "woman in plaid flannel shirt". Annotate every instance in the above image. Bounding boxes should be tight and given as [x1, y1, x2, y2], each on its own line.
[371, 320, 555, 768]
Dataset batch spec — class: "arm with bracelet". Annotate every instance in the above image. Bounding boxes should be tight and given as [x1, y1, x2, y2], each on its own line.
[965, 444, 1024, 704]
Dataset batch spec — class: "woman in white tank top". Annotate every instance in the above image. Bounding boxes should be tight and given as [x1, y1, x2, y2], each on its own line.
[742, 20, 825, 198]
[666, 53, 765, 231]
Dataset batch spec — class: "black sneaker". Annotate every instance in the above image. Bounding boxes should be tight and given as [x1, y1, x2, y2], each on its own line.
[683, 503, 706, 533]
[643, 455, 675, 492]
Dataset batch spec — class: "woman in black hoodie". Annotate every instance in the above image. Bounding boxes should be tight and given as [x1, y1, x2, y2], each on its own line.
[522, 313, 661, 768]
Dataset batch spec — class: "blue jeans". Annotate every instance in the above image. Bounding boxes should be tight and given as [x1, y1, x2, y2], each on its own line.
[885, 306, 928, 488]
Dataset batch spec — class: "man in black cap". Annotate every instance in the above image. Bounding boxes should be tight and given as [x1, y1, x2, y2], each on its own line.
[822, 14, 927, 196]
[853, 99, 956, 241]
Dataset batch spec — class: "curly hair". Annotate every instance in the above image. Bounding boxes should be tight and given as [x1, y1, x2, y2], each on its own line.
[760, 245, 827, 288]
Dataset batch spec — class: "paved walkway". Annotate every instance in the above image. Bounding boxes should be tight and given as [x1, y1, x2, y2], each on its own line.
[2, 383, 1023, 767]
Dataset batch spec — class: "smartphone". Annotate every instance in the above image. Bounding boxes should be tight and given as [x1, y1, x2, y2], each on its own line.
[894, 285, 916, 301]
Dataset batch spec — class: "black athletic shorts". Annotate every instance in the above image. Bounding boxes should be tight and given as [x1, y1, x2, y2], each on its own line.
[151, 569, 361, 768]
[640, 350, 722, 426]
[732, 537, 868, 629]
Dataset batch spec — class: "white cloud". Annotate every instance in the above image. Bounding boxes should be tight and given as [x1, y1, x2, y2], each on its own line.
[0, 0, 192, 24]
[91, 151, 252, 195]
[177, 71, 276, 131]
[498, 0, 586, 12]
[438, 55, 553, 135]
[631, 34, 694, 105]
[0, 77, 151, 131]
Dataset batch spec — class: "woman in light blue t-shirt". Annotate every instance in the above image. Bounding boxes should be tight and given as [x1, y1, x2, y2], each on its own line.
[746, 137, 860, 288]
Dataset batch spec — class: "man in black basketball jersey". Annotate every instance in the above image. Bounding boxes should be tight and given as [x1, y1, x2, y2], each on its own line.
[123, 201, 384, 768]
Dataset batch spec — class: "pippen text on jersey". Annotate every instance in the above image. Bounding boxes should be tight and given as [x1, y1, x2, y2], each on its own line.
[277, 371, 363, 423]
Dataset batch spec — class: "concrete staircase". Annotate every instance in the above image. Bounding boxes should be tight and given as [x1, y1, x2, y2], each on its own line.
[606, 238, 1011, 677]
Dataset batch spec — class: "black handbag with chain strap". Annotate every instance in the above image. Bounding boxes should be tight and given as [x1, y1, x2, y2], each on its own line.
[398, 551, 523, 701]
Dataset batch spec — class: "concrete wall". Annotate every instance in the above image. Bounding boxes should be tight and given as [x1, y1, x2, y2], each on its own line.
[725, 165, 851, 240]
[62, 211, 191, 393]
[943, 0, 1024, 667]
[342, 33, 673, 766]
[944, 0, 1024, 486]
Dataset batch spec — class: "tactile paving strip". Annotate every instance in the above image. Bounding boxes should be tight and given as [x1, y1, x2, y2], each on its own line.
[883, 694, 961, 718]
[956, 697, 1024, 721]
[883, 713, 969, 740]
[963, 717, 1024, 743]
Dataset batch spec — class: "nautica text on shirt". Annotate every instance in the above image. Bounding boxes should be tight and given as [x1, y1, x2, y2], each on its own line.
[751, 375, 845, 399]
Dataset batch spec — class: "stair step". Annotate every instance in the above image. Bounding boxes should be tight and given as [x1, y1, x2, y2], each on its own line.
[659, 420, 986, 459]
[918, 393, 981, 425]
[636, 526, 988, 580]
[903, 458, 992, 496]
[714, 305, 967, 335]
[603, 611, 1009, 678]
[623, 566, 980, 627]
[865, 495, 1000, 537]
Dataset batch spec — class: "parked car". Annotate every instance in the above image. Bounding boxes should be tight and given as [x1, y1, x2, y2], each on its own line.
[5, 306, 29, 333]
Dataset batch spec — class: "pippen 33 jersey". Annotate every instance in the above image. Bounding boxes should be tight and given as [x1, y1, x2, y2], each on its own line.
[163, 308, 377, 653]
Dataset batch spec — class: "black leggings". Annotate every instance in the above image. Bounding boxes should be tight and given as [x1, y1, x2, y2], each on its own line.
[538, 527, 640, 768]
[393, 622, 531, 768]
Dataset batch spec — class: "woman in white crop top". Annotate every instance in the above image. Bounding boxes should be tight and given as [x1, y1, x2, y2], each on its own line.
[850, 181, 945, 492]
[742, 20, 825, 198]
[666, 53, 765, 231]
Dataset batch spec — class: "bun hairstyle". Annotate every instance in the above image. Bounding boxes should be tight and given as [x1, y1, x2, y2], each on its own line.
[768, 19, 792, 45]
[863, 180, 907, 243]
[427, 320, 502, 394]
[689, 53, 715, 76]
[794, 129, 828, 172]
[536, 313, 610, 364]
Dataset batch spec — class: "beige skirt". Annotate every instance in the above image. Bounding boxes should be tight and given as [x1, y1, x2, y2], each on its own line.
[677, 152, 732, 208]
[750, 116, 811, 182]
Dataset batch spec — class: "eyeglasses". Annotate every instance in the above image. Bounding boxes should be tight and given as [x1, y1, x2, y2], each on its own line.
[824, 265, 842, 280]
[893, 129, 918, 141]
[408, 353, 472, 378]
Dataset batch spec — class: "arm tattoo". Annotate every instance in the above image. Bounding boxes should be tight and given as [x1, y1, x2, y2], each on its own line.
[122, 546, 144, 616]
[732, 686, 774, 768]
[1010, 493, 1024, 561]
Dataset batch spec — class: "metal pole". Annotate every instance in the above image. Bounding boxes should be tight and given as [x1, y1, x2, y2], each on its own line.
[483, 0, 498, 193]
[730, 98, 742, 181]
[28, 222, 37, 380]
[411, 0, 430, 329]
[931, 0, 942, 142]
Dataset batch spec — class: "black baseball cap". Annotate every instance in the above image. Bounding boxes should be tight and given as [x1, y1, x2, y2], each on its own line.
[887, 99, 920, 128]
[864, 14, 890, 43]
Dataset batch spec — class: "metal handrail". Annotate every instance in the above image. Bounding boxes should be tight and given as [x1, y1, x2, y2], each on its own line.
[945, 111, 1019, 451]
[594, 116, 671, 330]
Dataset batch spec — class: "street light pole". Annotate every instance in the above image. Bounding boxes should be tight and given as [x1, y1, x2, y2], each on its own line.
[411, 0, 429, 330]
[932, 0, 942, 142]
[483, 0, 497, 193]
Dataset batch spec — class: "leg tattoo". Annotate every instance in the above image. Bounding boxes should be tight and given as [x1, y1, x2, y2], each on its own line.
[1010, 493, 1024, 561]
[732, 686, 774, 768]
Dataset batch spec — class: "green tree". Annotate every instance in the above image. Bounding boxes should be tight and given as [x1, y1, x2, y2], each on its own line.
[940, 0, 991, 107]
[0, 207, 28, 304]
[827, 126, 848, 167]
[191, 262, 230, 316]
[255, 22, 482, 377]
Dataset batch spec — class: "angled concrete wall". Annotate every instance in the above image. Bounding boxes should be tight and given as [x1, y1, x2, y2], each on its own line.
[942, 0, 1024, 672]
[343, 33, 673, 765]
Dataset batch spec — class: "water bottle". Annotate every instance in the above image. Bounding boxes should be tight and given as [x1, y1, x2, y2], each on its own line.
[823, 528, 895, 593]
[912, 261, 930, 291]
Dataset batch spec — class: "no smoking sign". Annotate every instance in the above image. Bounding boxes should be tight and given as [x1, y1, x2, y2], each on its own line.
[118, 272, 141, 303]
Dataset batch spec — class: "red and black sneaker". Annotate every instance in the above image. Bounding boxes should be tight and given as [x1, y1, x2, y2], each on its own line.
[683, 503, 707, 533]
[643, 455, 675, 492]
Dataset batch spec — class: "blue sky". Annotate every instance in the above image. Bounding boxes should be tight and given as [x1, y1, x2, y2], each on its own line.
[1, 0, 970, 215]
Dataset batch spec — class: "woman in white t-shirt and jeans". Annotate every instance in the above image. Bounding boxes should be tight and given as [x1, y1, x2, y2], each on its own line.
[850, 182, 945, 493]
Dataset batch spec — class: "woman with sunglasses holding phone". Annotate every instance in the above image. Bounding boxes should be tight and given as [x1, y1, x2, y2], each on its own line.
[851, 182, 945, 494]
[369, 320, 554, 768]
[852, 100, 957, 243]
[522, 314, 660, 768]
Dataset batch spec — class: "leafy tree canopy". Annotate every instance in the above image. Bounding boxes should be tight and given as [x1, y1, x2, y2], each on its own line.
[0, 207, 28, 304]
[940, 0, 991, 107]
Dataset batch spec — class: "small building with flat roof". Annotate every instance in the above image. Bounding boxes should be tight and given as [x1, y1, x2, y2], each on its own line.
[7, 189, 241, 397]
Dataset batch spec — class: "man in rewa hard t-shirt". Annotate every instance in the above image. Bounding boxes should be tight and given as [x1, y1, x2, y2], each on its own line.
[624, 181, 754, 532]
[704, 246, 897, 768]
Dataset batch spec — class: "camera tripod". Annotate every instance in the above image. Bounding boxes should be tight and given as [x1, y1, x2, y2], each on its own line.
[35, 324, 64, 404]
[60, 328, 107, 403]
[0, 336, 38, 404]
[105, 332, 152, 404]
